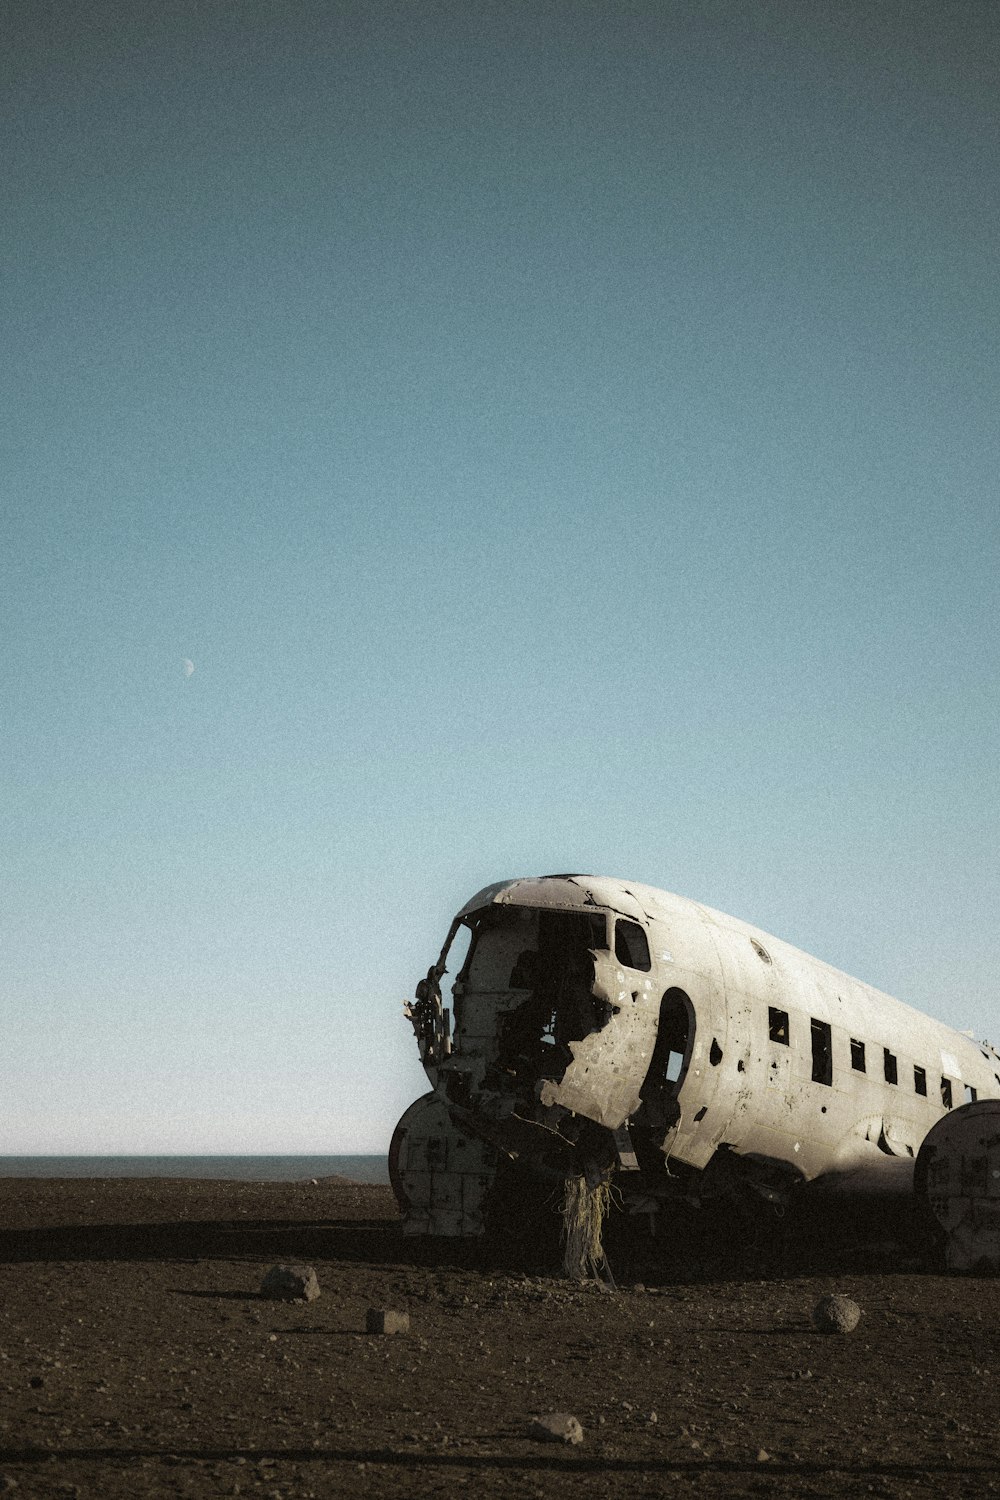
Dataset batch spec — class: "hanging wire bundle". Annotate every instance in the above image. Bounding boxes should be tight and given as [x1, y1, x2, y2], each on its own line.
[560, 1174, 616, 1284]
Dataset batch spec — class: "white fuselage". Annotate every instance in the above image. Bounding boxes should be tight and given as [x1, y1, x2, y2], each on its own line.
[393, 875, 1000, 1235]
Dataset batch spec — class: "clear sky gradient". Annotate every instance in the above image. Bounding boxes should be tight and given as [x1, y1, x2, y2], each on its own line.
[3, 1, 997, 1153]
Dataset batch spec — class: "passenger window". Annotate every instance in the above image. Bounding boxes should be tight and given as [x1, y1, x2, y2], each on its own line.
[811, 1019, 832, 1086]
[850, 1039, 866, 1072]
[941, 1076, 953, 1109]
[914, 1065, 927, 1096]
[768, 1008, 789, 1045]
[883, 1049, 898, 1086]
[615, 920, 651, 972]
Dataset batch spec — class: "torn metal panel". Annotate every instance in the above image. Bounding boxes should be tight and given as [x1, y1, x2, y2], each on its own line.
[403, 965, 452, 1081]
[916, 1100, 1000, 1272]
[537, 948, 658, 1128]
[389, 1092, 498, 1237]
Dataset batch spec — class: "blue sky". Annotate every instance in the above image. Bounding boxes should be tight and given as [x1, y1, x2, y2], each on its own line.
[2, 1, 997, 1153]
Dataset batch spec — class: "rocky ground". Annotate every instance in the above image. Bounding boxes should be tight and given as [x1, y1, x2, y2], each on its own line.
[1, 1177, 998, 1499]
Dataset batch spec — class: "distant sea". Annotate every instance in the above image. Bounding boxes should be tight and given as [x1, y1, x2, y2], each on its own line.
[0, 1155, 390, 1183]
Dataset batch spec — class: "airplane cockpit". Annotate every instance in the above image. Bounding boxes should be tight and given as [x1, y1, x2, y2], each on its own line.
[403, 882, 692, 1202]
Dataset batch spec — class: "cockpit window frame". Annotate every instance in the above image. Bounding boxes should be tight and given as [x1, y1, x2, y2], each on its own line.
[614, 918, 652, 973]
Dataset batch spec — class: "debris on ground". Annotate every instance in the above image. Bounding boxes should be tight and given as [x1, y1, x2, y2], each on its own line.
[259, 1264, 320, 1301]
[527, 1412, 584, 1445]
[365, 1308, 410, 1335]
[812, 1293, 861, 1333]
[1, 1176, 996, 1500]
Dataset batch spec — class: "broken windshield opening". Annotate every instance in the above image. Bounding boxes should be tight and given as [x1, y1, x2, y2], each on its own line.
[442, 921, 472, 982]
[461, 906, 607, 991]
[450, 905, 611, 1093]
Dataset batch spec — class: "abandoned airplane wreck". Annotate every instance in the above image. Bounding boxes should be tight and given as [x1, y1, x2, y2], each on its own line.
[390, 875, 1000, 1271]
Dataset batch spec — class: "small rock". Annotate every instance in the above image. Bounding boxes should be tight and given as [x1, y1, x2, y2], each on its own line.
[260, 1265, 320, 1302]
[527, 1413, 584, 1445]
[756, 1448, 771, 1463]
[365, 1308, 410, 1335]
[812, 1294, 861, 1334]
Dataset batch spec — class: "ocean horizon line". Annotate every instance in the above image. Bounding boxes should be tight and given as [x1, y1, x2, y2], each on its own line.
[0, 1154, 391, 1183]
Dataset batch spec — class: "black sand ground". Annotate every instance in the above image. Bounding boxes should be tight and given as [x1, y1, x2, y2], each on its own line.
[1, 1177, 997, 1499]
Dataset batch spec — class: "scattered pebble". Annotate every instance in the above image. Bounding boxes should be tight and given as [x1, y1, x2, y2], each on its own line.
[260, 1265, 320, 1302]
[365, 1308, 410, 1335]
[812, 1294, 861, 1334]
[527, 1412, 584, 1445]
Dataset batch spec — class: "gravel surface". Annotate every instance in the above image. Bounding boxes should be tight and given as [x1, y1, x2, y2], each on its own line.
[1, 1177, 998, 1498]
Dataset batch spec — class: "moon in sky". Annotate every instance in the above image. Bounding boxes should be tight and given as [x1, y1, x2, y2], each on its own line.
[183, 659, 195, 678]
